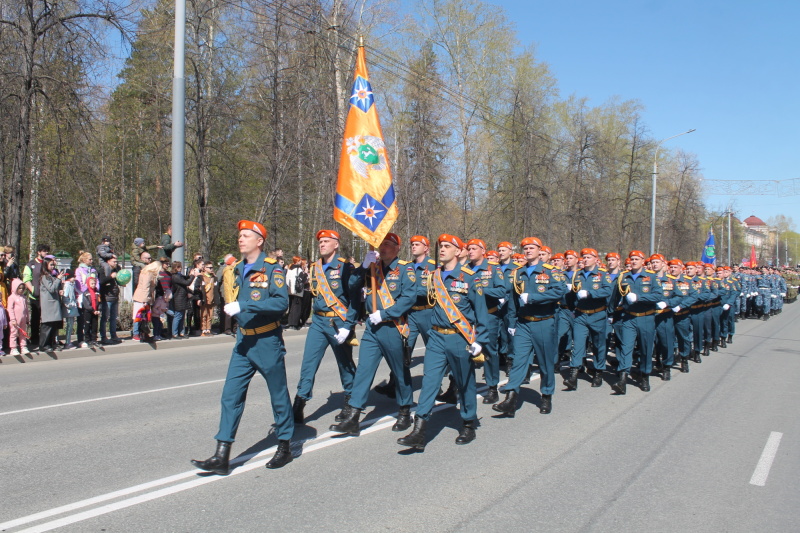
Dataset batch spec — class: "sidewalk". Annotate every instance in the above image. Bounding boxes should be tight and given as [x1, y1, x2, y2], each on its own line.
[0, 327, 312, 366]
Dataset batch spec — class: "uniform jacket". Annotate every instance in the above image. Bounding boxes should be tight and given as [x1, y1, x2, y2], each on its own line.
[428, 264, 491, 346]
[350, 256, 416, 321]
[310, 257, 361, 329]
[507, 262, 569, 327]
[610, 269, 665, 315]
[232, 252, 288, 328]
[574, 266, 613, 313]
[469, 259, 507, 314]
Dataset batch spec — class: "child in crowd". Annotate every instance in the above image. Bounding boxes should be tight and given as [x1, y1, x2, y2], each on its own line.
[60, 270, 79, 349]
[134, 303, 151, 342]
[7, 278, 29, 355]
[151, 295, 168, 341]
[0, 287, 7, 356]
[200, 261, 216, 336]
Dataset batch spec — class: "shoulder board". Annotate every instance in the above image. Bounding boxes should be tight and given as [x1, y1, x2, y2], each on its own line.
[398, 260, 410, 265]
[461, 266, 475, 275]
[543, 263, 554, 269]
[338, 257, 347, 262]
[622, 270, 631, 274]
[488, 260, 499, 266]
[234, 259, 243, 268]
[427, 258, 436, 265]
[264, 257, 277, 264]
[599, 268, 608, 272]
[667, 274, 677, 279]
[645, 269, 655, 274]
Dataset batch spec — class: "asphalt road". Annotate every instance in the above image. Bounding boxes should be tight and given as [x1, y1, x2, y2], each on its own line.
[1, 305, 798, 532]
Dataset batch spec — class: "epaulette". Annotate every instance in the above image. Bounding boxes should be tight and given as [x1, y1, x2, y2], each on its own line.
[645, 269, 655, 274]
[543, 263, 554, 269]
[264, 257, 277, 264]
[461, 266, 475, 275]
[513, 261, 525, 267]
[599, 267, 608, 272]
[427, 258, 436, 265]
[398, 260, 410, 265]
[338, 256, 347, 262]
[667, 274, 677, 279]
[488, 260, 499, 266]
[622, 269, 631, 274]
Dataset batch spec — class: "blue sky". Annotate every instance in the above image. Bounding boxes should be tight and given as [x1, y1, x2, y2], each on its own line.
[489, 0, 799, 227]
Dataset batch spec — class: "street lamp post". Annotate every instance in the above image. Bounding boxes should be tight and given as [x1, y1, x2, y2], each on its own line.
[650, 128, 696, 255]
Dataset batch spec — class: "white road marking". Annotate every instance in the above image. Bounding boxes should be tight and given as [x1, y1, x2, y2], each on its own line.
[749, 431, 783, 486]
[0, 380, 225, 417]
[2, 373, 535, 532]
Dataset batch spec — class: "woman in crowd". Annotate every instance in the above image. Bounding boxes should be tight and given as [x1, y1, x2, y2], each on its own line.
[38, 256, 64, 352]
[170, 261, 196, 339]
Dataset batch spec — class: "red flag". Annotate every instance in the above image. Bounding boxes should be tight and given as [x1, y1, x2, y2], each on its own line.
[750, 245, 757, 268]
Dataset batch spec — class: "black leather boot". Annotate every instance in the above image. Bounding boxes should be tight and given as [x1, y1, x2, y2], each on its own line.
[611, 372, 628, 395]
[374, 374, 397, 399]
[329, 408, 361, 436]
[397, 416, 427, 450]
[292, 396, 306, 424]
[702, 343, 710, 356]
[539, 394, 552, 414]
[266, 440, 293, 469]
[523, 365, 533, 384]
[680, 357, 689, 373]
[692, 349, 702, 364]
[435, 375, 458, 404]
[727, 334, 733, 344]
[392, 406, 413, 432]
[662, 367, 671, 381]
[564, 367, 579, 391]
[455, 420, 477, 444]
[719, 337, 727, 348]
[640, 374, 650, 392]
[482, 385, 499, 404]
[492, 390, 518, 417]
[711, 340, 719, 352]
[334, 394, 352, 422]
[591, 369, 603, 387]
[191, 441, 231, 475]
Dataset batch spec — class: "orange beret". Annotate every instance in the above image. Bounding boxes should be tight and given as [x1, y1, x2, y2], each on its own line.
[410, 235, 430, 247]
[512, 253, 525, 261]
[703, 263, 714, 269]
[716, 266, 725, 272]
[467, 239, 486, 250]
[485, 250, 499, 260]
[667, 259, 683, 267]
[521, 237, 542, 248]
[605, 252, 620, 260]
[382, 233, 401, 246]
[316, 229, 340, 241]
[541, 246, 552, 254]
[628, 250, 646, 259]
[580, 248, 598, 258]
[238, 220, 267, 239]
[552, 253, 565, 260]
[649, 253, 666, 262]
[564, 249, 578, 258]
[497, 241, 513, 250]
[438, 234, 464, 249]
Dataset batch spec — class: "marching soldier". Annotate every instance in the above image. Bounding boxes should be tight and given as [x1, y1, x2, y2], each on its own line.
[466, 239, 507, 403]
[557, 250, 580, 362]
[292, 230, 360, 424]
[686, 262, 710, 361]
[191, 220, 294, 473]
[497, 241, 517, 371]
[651, 254, 680, 380]
[605, 252, 623, 357]
[704, 264, 722, 352]
[330, 233, 417, 436]
[718, 266, 738, 346]
[667, 259, 699, 374]
[608, 250, 665, 394]
[563, 248, 612, 390]
[493, 237, 568, 416]
[756, 266, 772, 319]
[397, 234, 489, 450]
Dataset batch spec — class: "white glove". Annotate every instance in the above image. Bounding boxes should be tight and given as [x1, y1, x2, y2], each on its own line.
[519, 293, 529, 305]
[781, 293, 786, 297]
[334, 328, 351, 344]
[368, 310, 383, 325]
[362, 251, 378, 268]
[507, 328, 516, 337]
[656, 301, 667, 310]
[224, 302, 241, 316]
[469, 342, 482, 356]
[626, 292, 638, 304]
[607, 317, 614, 324]
[565, 283, 571, 290]
[498, 298, 506, 306]
[722, 304, 730, 311]
[577, 289, 588, 300]
[771, 295, 777, 298]
[671, 306, 681, 313]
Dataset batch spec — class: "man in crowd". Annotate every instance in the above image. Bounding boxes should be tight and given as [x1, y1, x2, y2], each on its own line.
[157, 225, 184, 262]
[22, 243, 50, 350]
[98, 254, 122, 345]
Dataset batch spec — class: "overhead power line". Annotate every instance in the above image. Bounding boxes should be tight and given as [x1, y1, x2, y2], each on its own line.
[704, 178, 800, 196]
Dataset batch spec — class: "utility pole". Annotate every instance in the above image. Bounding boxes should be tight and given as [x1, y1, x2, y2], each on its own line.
[171, 0, 186, 265]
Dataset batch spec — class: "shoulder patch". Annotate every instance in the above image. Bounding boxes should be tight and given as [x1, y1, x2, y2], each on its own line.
[397, 260, 410, 265]
[427, 258, 436, 265]
[461, 266, 475, 275]
[264, 257, 277, 264]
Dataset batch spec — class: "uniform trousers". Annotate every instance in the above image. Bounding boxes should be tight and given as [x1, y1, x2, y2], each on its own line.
[720, 307, 732, 338]
[570, 310, 607, 370]
[482, 311, 502, 387]
[296, 317, 356, 400]
[407, 307, 432, 351]
[617, 314, 656, 374]
[557, 307, 574, 354]
[757, 288, 772, 314]
[349, 322, 413, 410]
[415, 330, 477, 421]
[674, 313, 693, 358]
[690, 309, 705, 351]
[705, 305, 721, 343]
[654, 312, 676, 366]
[507, 317, 557, 395]
[215, 328, 294, 443]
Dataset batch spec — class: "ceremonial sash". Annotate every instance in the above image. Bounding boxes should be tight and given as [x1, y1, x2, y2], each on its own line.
[374, 265, 410, 337]
[431, 270, 476, 344]
[312, 261, 347, 321]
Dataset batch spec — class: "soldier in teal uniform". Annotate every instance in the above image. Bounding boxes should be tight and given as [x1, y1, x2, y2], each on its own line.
[557, 250, 579, 362]
[755, 267, 772, 319]
[666, 259, 699, 374]
[608, 250, 665, 394]
[397, 234, 489, 450]
[686, 262, 710, 361]
[292, 230, 361, 424]
[651, 254, 682, 380]
[330, 233, 417, 436]
[703, 264, 722, 352]
[191, 220, 294, 473]
[717, 266, 738, 347]
[564, 248, 613, 389]
[493, 237, 568, 416]
[465, 238, 507, 404]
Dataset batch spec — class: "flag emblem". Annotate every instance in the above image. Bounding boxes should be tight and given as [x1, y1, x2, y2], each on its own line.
[349, 76, 374, 113]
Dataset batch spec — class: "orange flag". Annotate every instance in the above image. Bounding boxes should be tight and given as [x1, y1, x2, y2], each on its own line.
[334, 42, 398, 248]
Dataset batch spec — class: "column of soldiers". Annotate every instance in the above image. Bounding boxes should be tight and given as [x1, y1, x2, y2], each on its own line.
[190, 221, 794, 473]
